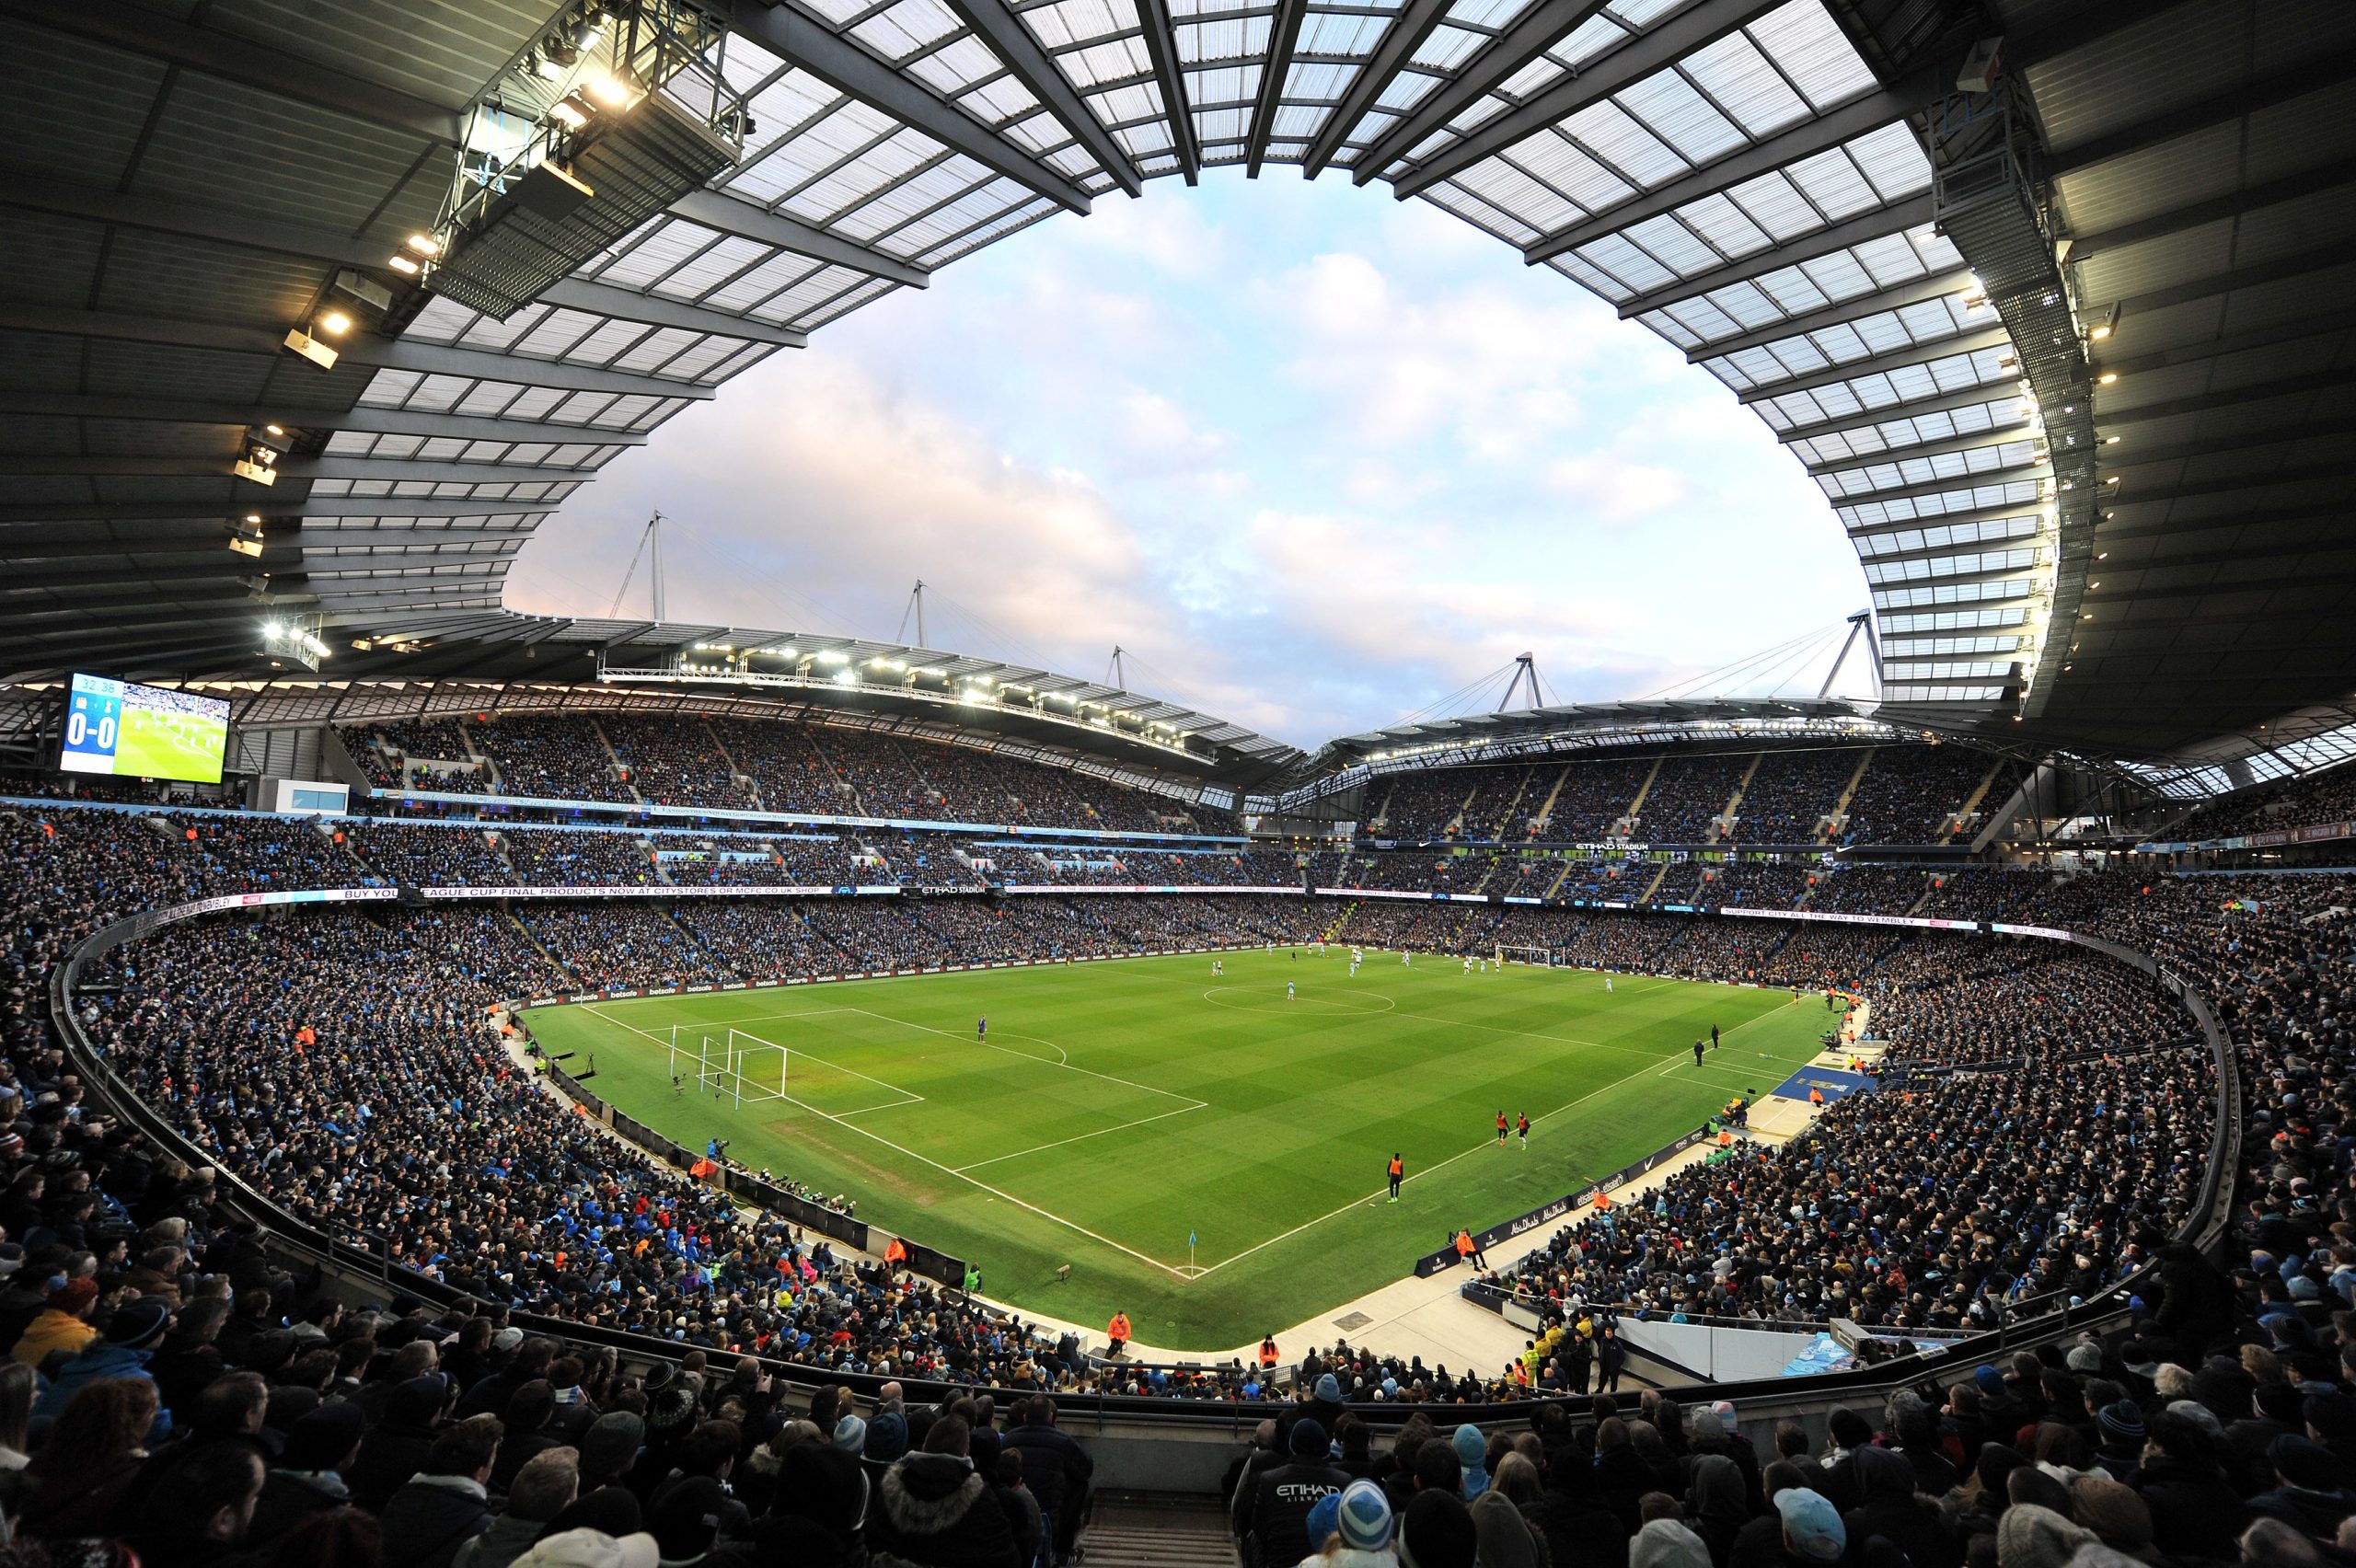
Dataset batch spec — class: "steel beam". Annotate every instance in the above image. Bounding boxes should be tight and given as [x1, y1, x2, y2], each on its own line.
[2096, 369, 2356, 430]
[0, 392, 653, 447]
[1776, 383, 2028, 448]
[2085, 247, 2353, 322]
[1386, 0, 1784, 198]
[667, 189, 930, 289]
[727, 0, 1092, 213]
[2092, 419, 2356, 475]
[1693, 271, 1976, 363]
[2046, 47, 2356, 178]
[2093, 308, 2356, 379]
[1245, 0, 1311, 176]
[1618, 192, 1936, 317]
[1806, 419, 2034, 476]
[0, 499, 560, 525]
[2064, 164, 2356, 264]
[1527, 82, 1925, 264]
[1830, 456, 2046, 510]
[0, 528, 538, 559]
[1735, 322, 2013, 404]
[941, 0, 1142, 194]
[0, 0, 465, 145]
[1301, 0, 1447, 178]
[1131, 0, 1200, 182]
[0, 455, 598, 487]
[0, 306, 721, 399]
[1349, 0, 1615, 185]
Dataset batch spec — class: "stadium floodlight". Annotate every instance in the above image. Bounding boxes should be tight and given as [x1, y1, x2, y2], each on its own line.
[406, 234, 440, 257]
[281, 329, 337, 371]
[317, 310, 352, 336]
[814, 650, 849, 665]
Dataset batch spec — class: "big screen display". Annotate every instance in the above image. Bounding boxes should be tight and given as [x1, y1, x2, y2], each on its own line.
[61, 674, 231, 784]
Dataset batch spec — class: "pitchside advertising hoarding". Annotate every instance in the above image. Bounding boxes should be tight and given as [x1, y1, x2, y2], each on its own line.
[61, 674, 231, 785]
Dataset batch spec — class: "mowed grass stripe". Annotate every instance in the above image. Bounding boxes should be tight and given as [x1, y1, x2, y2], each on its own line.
[532, 950, 1829, 1347]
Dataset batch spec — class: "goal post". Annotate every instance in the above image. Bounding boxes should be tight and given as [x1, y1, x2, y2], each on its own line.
[723, 1028, 789, 1106]
[1496, 945, 1554, 968]
[664, 1026, 788, 1105]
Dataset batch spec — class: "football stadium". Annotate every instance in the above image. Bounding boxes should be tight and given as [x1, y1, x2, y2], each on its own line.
[1, 0, 2353, 1564]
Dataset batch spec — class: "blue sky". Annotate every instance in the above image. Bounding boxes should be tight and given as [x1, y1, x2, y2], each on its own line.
[504, 171, 1867, 746]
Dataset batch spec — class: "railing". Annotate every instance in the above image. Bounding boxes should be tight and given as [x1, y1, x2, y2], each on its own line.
[41, 883, 2244, 1427]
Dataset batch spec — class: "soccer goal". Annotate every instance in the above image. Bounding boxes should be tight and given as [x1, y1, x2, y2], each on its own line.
[1496, 945, 1556, 968]
[666, 1026, 790, 1107]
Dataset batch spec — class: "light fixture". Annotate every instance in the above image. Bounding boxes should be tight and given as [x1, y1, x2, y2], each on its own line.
[406, 234, 440, 257]
[2087, 303, 2118, 341]
[282, 328, 337, 370]
[2104, 434, 2119, 444]
[264, 424, 285, 437]
[583, 69, 634, 107]
[387, 253, 422, 276]
[318, 310, 352, 336]
[549, 97, 591, 132]
[2097, 372, 2117, 385]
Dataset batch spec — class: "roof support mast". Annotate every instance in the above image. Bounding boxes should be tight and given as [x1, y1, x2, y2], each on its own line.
[1817, 611, 1882, 701]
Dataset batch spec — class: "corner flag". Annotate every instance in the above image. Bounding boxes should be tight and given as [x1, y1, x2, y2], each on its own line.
[1188, 1228, 1198, 1247]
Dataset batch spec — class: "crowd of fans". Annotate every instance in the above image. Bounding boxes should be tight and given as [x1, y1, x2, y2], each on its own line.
[0, 744, 2350, 1566]
[1633, 756, 1754, 844]
[1841, 747, 2004, 847]
[1733, 750, 1865, 843]
[466, 716, 636, 804]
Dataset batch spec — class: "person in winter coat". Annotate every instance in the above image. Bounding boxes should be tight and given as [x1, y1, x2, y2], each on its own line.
[243, 1400, 368, 1556]
[1685, 1453, 1748, 1568]
[18, 1377, 156, 1539]
[1523, 1440, 1629, 1568]
[350, 1375, 457, 1512]
[1470, 1453, 1550, 1568]
[2246, 1435, 2356, 1539]
[864, 1414, 1020, 1568]
[1242, 1419, 1349, 1568]
[1599, 1418, 1661, 1533]
[2134, 1411, 2246, 1563]
[1002, 1394, 1092, 1562]
[378, 1414, 502, 1568]
[1838, 1444, 1954, 1568]
[456, 1447, 581, 1568]
[10, 1278, 98, 1369]
[33, 1301, 172, 1438]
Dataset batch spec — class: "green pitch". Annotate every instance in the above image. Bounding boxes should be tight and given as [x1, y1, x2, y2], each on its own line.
[525, 947, 1829, 1350]
[115, 709, 225, 783]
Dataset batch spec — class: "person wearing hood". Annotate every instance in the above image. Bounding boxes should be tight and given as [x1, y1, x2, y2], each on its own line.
[1470, 1452, 1551, 1568]
[1452, 1425, 1491, 1500]
[1633, 1516, 1715, 1568]
[754, 1440, 867, 1568]
[1839, 1444, 1954, 1568]
[1525, 1436, 1629, 1568]
[1245, 1417, 1351, 1568]
[1685, 1451, 1748, 1568]
[1300, 1477, 1400, 1567]
[1993, 1503, 2093, 1568]
[864, 1414, 1020, 1568]
[9, 1277, 98, 1369]
[2247, 1435, 2355, 1539]
[1600, 1418, 1662, 1534]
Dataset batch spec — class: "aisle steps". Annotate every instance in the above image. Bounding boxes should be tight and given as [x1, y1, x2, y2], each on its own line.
[1082, 1493, 1234, 1568]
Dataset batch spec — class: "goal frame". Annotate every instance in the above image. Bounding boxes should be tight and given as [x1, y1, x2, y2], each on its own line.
[1495, 944, 1555, 968]
[666, 1025, 790, 1107]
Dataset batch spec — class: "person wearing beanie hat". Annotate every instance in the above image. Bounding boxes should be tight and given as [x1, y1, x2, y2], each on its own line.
[2069, 1475, 2158, 1560]
[2093, 1401, 2147, 1482]
[237, 1399, 369, 1555]
[1400, 1491, 1479, 1568]
[2066, 1342, 2105, 1376]
[863, 1408, 909, 1465]
[2136, 1409, 2248, 1564]
[1322, 1478, 1396, 1565]
[12, 1276, 98, 1368]
[32, 1299, 173, 1435]
[1774, 1488, 1846, 1565]
[543, 1487, 646, 1543]
[649, 1473, 730, 1565]
[577, 1411, 646, 1492]
[1243, 1417, 1348, 1568]
[1450, 1425, 1489, 1500]
[2248, 1435, 2356, 1538]
[512, 1528, 659, 1568]
[831, 1412, 868, 1456]
[1304, 1492, 1345, 1556]
[1997, 1503, 2096, 1568]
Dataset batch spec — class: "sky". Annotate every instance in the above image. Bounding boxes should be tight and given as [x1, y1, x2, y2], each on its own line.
[502, 170, 1869, 748]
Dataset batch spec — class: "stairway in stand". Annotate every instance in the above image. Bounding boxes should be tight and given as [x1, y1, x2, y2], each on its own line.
[1080, 1492, 1235, 1568]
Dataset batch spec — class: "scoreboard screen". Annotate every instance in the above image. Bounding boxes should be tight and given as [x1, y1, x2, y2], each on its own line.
[61, 674, 231, 785]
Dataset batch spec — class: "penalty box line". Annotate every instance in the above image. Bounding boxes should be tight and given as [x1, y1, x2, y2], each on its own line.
[724, 1023, 926, 1113]
[576, 1005, 1201, 1279]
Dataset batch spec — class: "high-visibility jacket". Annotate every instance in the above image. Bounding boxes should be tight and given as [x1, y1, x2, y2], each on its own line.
[1388, 1158, 1403, 1180]
[884, 1238, 907, 1264]
[1454, 1231, 1475, 1257]
[1808, 1087, 1825, 1105]
[1259, 1338, 1279, 1367]
[1107, 1313, 1131, 1342]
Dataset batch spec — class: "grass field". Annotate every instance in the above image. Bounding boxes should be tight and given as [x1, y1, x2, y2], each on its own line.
[525, 947, 1831, 1350]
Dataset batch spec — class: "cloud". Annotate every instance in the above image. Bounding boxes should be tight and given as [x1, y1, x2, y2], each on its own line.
[1542, 455, 1690, 521]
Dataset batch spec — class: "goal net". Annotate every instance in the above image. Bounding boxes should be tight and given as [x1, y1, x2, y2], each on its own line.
[1496, 945, 1556, 967]
[667, 1026, 790, 1107]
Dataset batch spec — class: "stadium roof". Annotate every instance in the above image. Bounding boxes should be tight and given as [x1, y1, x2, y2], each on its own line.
[0, 0, 2349, 776]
